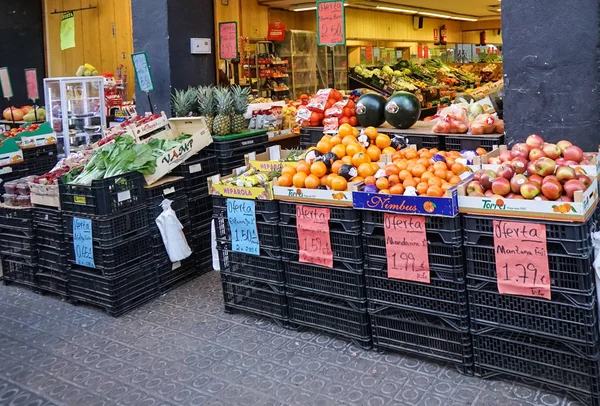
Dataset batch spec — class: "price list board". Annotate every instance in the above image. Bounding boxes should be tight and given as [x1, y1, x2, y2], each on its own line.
[296, 205, 334, 268]
[383, 213, 430, 283]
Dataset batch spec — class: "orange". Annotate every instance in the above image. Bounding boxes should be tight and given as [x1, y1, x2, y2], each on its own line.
[320, 135, 332, 142]
[352, 176, 364, 183]
[358, 163, 375, 178]
[320, 176, 329, 186]
[388, 174, 400, 186]
[428, 177, 442, 187]
[364, 176, 377, 185]
[445, 157, 455, 168]
[416, 158, 430, 167]
[277, 174, 293, 187]
[342, 135, 358, 146]
[417, 148, 429, 156]
[434, 168, 447, 180]
[389, 184, 405, 195]
[310, 161, 328, 178]
[382, 147, 397, 155]
[304, 174, 320, 189]
[403, 178, 417, 188]
[379, 189, 390, 195]
[476, 147, 487, 156]
[375, 134, 391, 149]
[352, 127, 360, 137]
[292, 172, 307, 188]
[331, 144, 346, 159]
[398, 170, 413, 182]
[420, 152, 432, 160]
[404, 149, 418, 160]
[352, 152, 371, 167]
[341, 156, 353, 165]
[441, 182, 453, 191]
[411, 164, 426, 178]
[433, 161, 447, 172]
[451, 162, 465, 175]
[384, 164, 400, 177]
[429, 148, 439, 154]
[421, 171, 434, 182]
[446, 170, 455, 180]
[413, 177, 421, 184]
[370, 163, 380, 173]
[376, 177, 390, 191]
[395, 160, 408, 171]
[331, 160, 344, 174]
[331, 176, 348, 191]
[416, 182, 429, 195]
[281, 166, 296, 177]
[296, 161, 311, 176]
[316, 140, 332, 154]
[338, 123, 354, 137]
[436, 150, 447, 157]
[364, 127, 378, 140]
[366, 145, 382, 162]
[326, 173, 338, 187]
[426, 185, 444, 197]
[329, 136, 342, 146]
[449, 175, 461, 185]
[345, 143, 362, 157]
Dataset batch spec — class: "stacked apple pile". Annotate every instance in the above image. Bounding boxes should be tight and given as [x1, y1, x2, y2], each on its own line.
[466, 134, 594, 202]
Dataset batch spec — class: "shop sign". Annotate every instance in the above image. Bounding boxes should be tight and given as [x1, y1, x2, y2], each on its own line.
[493, 220, 551, 299]
[384, 213, 430, 283]
[267, 20, 286, 41]
[296, 205, 333, 268]
[316, 0, 346, 46]
[365, 46, 373, 62]
[219, 21, 238, 60]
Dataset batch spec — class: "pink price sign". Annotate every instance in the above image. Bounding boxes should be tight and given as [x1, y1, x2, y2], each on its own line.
[25, 69, 39, 101]
[296, 205, 333, 268]
[384, 213, 430, 283]
[317, 0, 345, 46]
[219, 22, 238, 60]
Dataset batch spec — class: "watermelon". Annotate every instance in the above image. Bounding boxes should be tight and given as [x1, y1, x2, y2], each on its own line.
[355, 94, 386, 127]
[384, 92, 421, 129]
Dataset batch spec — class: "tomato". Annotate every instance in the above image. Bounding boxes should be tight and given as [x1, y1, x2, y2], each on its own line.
[342, 107, 353, 118]
[348, 116, 358, 127]
[338, 116, 350, 125]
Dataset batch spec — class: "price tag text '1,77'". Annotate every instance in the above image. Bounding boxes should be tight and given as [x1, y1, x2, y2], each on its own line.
[384, 213, 430, 283]
[296, 205, 333, 268]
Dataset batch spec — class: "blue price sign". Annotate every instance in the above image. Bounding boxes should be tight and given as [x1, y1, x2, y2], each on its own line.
[72, 217, 95, 268]
[226, 198, 259, 256]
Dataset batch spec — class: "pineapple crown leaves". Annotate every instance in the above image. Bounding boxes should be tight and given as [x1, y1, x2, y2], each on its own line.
[171, 87, 198, 117]
[230, 85, 251, 115]
[197, 85, 216, 116]
[214, 87, 233, 115]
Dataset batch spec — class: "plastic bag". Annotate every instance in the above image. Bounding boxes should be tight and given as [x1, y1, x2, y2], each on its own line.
[155, 199, 193, 262]
[432, 105, 469, 134]
[323, 117, 340, 134]
[325, 100, 348, 118]
[470, 114, 503, 134]
[592, 231, 600, 308]
[295, 106, 312, 127]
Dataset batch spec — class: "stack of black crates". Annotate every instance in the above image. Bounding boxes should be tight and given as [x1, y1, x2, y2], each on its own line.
[33, 206, 68, 298]
[280, 202, 371, 349]
[464, 213, 600, 405]
[362, 211, 473, 374]
[173, 150, 219, 274]
[210, 133, 269, 176]
[60, 171, 157, 317]
[0, 206, 38, 289]
[214, 197, 288, 325]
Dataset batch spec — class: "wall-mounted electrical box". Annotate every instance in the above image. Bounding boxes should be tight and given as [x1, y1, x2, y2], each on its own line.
[190, 38, 212, 54]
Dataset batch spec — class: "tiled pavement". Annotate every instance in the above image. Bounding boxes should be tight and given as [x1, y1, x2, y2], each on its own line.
[0, 271, 588, 406]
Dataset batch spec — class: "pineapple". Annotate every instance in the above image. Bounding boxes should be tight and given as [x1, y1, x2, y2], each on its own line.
[230, 85, 250, 134]
[171, 87, 197, 117]
[197, 85, 215, 132]
[213, 87, 232, 136]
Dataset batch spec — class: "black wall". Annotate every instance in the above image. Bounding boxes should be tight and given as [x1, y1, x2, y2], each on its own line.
[503, 0, 600, 151]
[0, 1, 45, 110]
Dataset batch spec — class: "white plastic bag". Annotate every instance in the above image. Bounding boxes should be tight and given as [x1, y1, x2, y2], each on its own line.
[591, 231, 600, 309]
[155, 199, 192, 262]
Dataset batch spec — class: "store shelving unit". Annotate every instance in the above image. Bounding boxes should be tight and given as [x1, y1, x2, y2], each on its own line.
[43, 77, 106, 156]
[249, 41, 290, 101]
[276, 30, 318, 99]
[317, 45, 348, 89]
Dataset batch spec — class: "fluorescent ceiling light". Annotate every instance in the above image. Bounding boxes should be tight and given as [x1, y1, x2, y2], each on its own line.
[376, 6, 418, 14]
[450, 16, 478, 21]
[293, 6, 316, 11]
[418, 11, 451, 18]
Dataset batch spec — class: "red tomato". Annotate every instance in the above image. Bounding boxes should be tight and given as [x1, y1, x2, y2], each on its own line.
[338, 116, 350, 125]
[342, 107, 352, 118]
[346, 99, 355, 109]
[349, 116, 358, 126]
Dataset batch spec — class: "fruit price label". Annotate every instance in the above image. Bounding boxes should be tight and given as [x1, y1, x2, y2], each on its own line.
[73, 217, 95, 268]
[317, 0, 346, 46]
[296, 205, 333, 268]
[219, 22, 238, 60]
[493, 220, 551, 299]
[24, 69, 38, 101]
[227, 199, 259, 256]
[384, 213, 430, 283]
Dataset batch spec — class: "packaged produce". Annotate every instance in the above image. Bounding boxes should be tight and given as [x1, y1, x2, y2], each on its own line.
[3, 181, 17, 194]
[16, 183, 31, 196]
[432, 105, 469, 134]
[470, 113, 503, 134]
[2, 194, 18, 206]
[16, 195, 31, 207]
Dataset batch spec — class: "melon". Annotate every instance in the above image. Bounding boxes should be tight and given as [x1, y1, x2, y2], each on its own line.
[384, 92, 421, 129]
[355, 93, 386, 127]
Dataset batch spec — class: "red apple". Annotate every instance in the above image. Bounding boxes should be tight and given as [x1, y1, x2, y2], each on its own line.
[506, 193, 516, 199]
[542, 175, 559, 184]
[574, 167, 588, 177]
[554, 158, 568, 166]
[488, 157, 501, 165]
[492, 177, 511, 196]
[555, 165, 577, 184]
[542, 143, 562, 160]
[496, 163, 516, 180]
[580, 160, 590, 165]
[511, 157, 528, 174]
[510, 174, 528, 194]
[480, 170, 497, 190]
[499, 150, 513, 163]
[559, 195, 573, 202]
[526, 134, 544, 149]
[534, 157, 556, 177]
[529, 148, 546, 161]
[512, 195, 525, 200]
[473, 169, 487, 182]
[484, 189, 495, 197]
[528, 174, 544, 186]
[511, 143, 530, 159]
[491, 194, 506, 199]
[564, 160, 579, 166]
[467, 181, 484, 196]
[557, 140, 573, 153]
[521, 181, 542, 199]
[526, 161, 537, 176]
[471, 191, 485, 197]
[563, 145, 584, 163]
[541, 179, 563, 200]
[577, 174, 592, 188]
[563, 179, 586, 199]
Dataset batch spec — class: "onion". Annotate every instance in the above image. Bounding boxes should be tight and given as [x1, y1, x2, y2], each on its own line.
[3, 107, 24, 121]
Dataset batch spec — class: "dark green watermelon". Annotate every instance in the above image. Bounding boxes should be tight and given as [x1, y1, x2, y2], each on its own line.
[355, 93, 386, 127]
[384, 92, 421, 129]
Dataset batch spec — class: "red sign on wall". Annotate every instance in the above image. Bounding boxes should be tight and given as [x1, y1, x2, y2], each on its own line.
[433, 28, 440, 45]
[267, 20, 286, 41]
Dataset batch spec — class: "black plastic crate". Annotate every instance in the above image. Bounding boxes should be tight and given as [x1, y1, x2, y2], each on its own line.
[69, 261, 159, 317]
[212, 133, 270, 158]
[29, 154, 58, 175]
[287, 291, 371, 345]
[38, 248, 68, 272]
[147, 195, 189, 225]
[218, 244, 284, 284]
[363, 233, 464, 273]
[466, 244, 595, 295]
[217, 146, 268, 176]
[215, 216, 280, 250]
[173, 154, 219, 199]
[1, 256, 37, 288]
[0, 206, 34, 231]
[462, 214, 594, 257]
[361, 210, 462, 245]
[299, 127, 324, 146]
[34, 228, 64, 250]
[64, 207, 149, 243]
[59, 171, 146, 216]
[212, 196, 279, 224]
[280, 224, 363, 262]
[21, 144, 58, 159]
[191, 228, 212, 252]
[144, 177, 186, 201]
[279, 201, 361, 233]
[365, 257, 468, 318]
[0, 233, 37, 260]
[66, 232, 153, 276]
[473, 326, 600, 401]
[468, 278, 598, 345]
[445, 135, 504, 153]
[283, 258, 366, 301]
[36, 271, 69, 299]
[156, 255, 198, 292]
[369, 306, 473, 369]
[188, 195, 213, 224]
[33, 206, 63, 230]
[378, 132, 442, 150]
[221, 274, 288, 320]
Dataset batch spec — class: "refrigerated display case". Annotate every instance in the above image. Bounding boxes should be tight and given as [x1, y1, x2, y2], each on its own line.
[43, 77, 106, 156]
[317, 45, 348, 89]
[276, 30, 318, 99]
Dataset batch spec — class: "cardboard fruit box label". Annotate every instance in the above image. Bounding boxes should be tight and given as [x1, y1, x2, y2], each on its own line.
[352, 187, 460, 217]
[273, 180, 355, 206]
[0, 138, 23, 167]
[245, 146, 299, 172]
[209, 174, 274, 200]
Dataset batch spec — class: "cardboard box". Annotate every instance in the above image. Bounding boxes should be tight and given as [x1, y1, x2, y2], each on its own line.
[273, 180, 358, 206]
[457, 181, 599, 222]
[245, 145, 300, 172]
[17, 122, 57, 148]
[209, 173, 274, 200]
[0, 138, 23, 167]
[144, 117, 213, 185]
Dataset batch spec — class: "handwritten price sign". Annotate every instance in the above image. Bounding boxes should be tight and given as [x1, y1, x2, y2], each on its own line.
[227, 198, 259, 255]
[384, 213, 430, 283]
[296, 205, 333, 268]
[317, 0, 346, 46]
[219, 22, 238, 60]
[493, 220, 551, 299]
